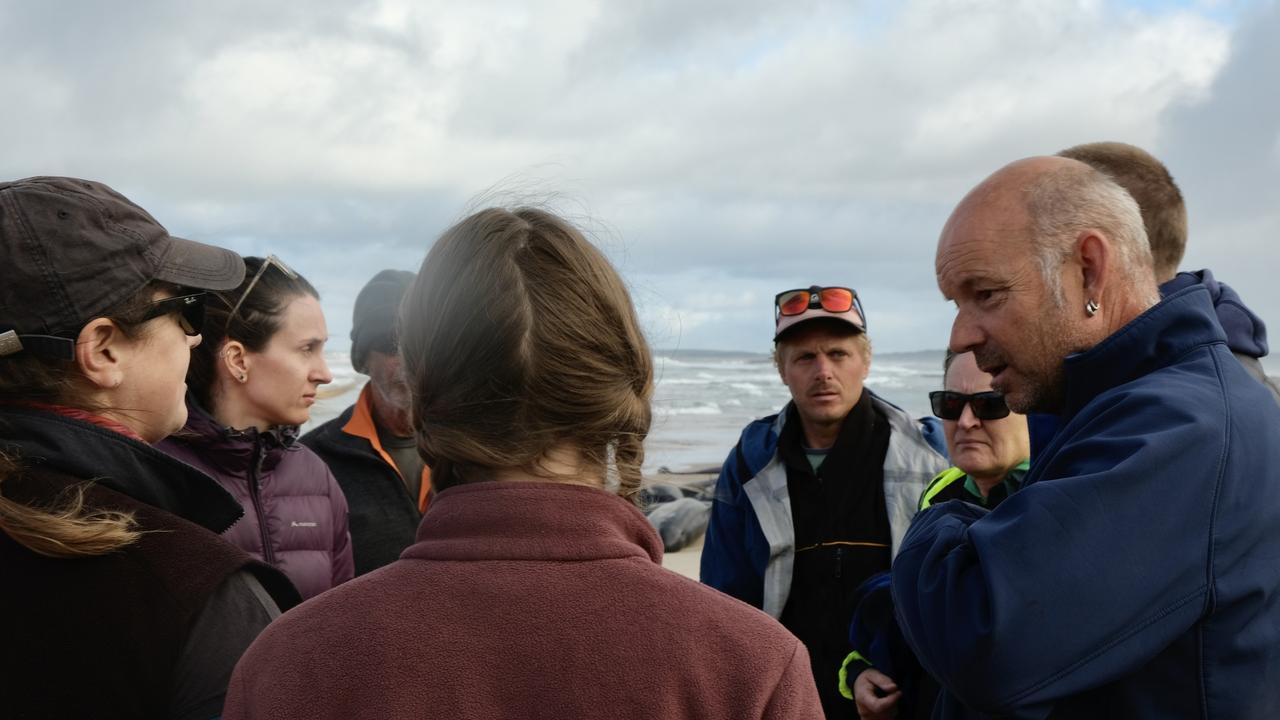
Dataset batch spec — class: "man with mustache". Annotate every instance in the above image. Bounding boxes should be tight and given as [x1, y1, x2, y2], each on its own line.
[702, 286, 948, 718]
[302, 269, 430, 576]
[893, 157, 1280, 717]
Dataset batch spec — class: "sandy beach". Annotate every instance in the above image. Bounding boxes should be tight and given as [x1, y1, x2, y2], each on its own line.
[661, 533, 704, 580]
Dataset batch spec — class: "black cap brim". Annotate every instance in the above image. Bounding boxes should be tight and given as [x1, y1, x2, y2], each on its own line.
[152, 234, 246, 291]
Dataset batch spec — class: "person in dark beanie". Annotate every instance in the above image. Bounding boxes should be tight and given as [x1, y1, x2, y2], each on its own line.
[302, 269, 429, 575]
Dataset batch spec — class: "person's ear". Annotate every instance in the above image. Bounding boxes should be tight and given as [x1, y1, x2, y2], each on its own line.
[75, 318, 130, 390]
[222, 340, 251, 384]
[1075, 229, 1111, 315]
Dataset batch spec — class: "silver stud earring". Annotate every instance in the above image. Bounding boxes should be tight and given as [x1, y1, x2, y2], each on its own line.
[1085, 299, 1100, 317]
[239, 374, 247, 382]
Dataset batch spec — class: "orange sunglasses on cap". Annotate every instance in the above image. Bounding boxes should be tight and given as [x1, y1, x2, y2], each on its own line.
[773, 286, 867, 340]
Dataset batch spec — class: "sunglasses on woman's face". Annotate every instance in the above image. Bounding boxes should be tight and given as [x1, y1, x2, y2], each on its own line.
[0, 292, 207, 361]
[929, 390, 1011, 421]
[130, 292, 207, 336]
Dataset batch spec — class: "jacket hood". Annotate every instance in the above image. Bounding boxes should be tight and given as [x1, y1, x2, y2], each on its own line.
[1161, 269, 1269, 359]
[167, 394, 300, 475]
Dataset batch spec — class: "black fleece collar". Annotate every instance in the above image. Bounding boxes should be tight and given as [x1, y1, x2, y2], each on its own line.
[0, 405, 244, 533]
[779, 389, 879, 478]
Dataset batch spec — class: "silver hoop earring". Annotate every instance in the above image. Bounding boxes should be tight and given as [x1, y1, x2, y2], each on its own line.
[1085, 299, 1100, 317]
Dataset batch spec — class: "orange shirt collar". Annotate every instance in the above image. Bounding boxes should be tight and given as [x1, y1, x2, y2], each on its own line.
[341, 384, 431, 512]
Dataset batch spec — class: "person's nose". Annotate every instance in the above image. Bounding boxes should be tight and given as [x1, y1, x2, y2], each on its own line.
[958, 400, 982, 430]
[813, 354, 834, 380]
[950, 311, 983, 355]
[313, 355, 334, 385]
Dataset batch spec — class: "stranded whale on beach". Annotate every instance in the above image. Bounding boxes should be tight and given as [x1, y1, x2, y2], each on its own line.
[639, 474, 717, 552]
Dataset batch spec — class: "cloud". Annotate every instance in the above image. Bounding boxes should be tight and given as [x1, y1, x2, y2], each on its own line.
[1158, 0, 1280, 331]
[1, 0, 1267, 350]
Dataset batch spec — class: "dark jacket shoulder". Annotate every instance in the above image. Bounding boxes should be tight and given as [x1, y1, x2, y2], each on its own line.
[1, 463, 297, 718]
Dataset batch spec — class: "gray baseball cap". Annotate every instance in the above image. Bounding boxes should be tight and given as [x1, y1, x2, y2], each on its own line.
[0, 176, 245, 359]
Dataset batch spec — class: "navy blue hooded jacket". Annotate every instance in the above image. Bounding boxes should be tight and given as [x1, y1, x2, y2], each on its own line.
[1029, 268, 1278, 458]
[893, 285, 1280, 718]
[1162, 269, 1278, 404]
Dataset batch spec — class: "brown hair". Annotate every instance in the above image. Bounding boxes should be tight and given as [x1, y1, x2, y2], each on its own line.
[399, 207, 653, 502]
[1057, 142, 1187, 282]
[187, 256, 320, 411]
[0, 453, 141, 557]
[0, 285, 174, 557]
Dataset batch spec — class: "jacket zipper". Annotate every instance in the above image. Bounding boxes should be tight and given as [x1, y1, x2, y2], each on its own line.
[247, 438, 276, 566]
[395, 467, 423, 518]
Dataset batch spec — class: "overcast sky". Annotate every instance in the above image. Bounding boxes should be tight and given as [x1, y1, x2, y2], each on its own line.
[3, 0, 1276, 355]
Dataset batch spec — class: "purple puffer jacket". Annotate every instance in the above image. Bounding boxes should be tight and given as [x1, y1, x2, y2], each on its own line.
[158, 398, 354, 600]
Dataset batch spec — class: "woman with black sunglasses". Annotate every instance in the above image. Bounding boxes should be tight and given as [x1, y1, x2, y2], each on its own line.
[158, 255, 354, 601]
[844, 349, 1029, 720]
[0, 177, 298, 718]
[918, 350, 1031, 510]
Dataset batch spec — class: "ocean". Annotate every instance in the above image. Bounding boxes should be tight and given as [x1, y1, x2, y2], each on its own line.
[303, 348, 948, 474]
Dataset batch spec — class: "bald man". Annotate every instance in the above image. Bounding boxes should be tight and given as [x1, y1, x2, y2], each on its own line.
[892, 157, 1280, 717]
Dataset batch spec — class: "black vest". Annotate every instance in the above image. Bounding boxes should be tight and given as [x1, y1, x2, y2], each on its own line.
[0, 407, 298, 718]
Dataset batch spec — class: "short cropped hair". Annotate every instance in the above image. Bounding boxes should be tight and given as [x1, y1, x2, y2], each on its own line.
[1058, 142, 1187, 282]
[1025, 162, 1158, 307]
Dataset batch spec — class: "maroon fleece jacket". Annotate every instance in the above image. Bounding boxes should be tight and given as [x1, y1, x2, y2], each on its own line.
[224, 480, 822, 719]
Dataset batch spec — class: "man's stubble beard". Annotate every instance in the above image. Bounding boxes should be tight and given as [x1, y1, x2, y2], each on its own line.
[1006, 304, 1083, 415]
[372, 379, 415, 436]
